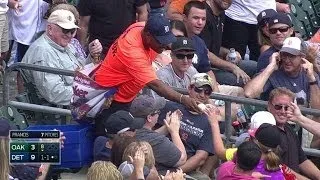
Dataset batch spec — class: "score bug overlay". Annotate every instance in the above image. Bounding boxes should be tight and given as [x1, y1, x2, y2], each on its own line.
[9, 130, 61, 165]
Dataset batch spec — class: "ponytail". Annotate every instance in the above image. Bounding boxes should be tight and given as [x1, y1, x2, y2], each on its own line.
[255, 140, 281, 172]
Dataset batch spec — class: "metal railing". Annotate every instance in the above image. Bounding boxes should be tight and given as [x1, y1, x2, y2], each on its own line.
[3, 63, 320, 156]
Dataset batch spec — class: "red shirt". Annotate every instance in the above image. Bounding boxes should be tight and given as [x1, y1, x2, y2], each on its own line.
[95, 22, 158, 102]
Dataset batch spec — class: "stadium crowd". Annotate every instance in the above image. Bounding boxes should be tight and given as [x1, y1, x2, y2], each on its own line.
[1, 0, 320, 179]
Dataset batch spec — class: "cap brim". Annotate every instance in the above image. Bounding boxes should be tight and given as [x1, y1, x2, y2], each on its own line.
[280, 47, 301, 56]
[57, 22, 79, 29]
[172, 47, 196, 52]
[131, 117, 145, 130]
[155, 33, 177, 45]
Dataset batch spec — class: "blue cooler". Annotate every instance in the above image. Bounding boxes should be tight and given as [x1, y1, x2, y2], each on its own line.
[27, 124, 94, 168]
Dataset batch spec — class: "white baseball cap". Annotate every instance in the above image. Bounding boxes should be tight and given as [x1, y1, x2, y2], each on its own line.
[48, 9, 79, 29]
[280, 37, 305, 56]
[249, 111, 276, 136]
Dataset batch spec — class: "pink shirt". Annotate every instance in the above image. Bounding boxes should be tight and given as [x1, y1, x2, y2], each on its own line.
[217, 161, 258, 180]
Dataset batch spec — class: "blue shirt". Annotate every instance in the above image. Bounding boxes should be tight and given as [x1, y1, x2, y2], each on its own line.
[262, 69, 320, 106]
[158, 101, 214, 157]
[190, 35, 211, 73]
[257, 47, 278, 72]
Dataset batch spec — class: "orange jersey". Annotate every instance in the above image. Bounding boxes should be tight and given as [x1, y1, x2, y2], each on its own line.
[95, 22, 158, 103]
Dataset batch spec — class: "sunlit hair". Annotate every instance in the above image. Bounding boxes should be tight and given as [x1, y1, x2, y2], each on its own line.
[122, 141, 155, 168]
[87, 161, 123, 180]
[268, 87, 295, 102]
[254, 140, 281, 171]
[0, 137, 10, 180]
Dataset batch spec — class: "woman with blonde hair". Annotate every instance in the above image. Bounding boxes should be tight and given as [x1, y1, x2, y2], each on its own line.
[87, 161, 123, 180]
[122, 141, 155, 168]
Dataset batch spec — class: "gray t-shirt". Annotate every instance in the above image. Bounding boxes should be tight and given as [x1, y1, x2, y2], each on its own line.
[135, 128, 181, 171]
[156, 64, 198, 89]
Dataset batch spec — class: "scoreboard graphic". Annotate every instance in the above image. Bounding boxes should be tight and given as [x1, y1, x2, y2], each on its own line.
[9, 130, 61, 164]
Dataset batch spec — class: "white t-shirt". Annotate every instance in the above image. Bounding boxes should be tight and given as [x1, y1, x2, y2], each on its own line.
[225, 0, 276, 24]
[0, 0, 8, 15]
[8, 0, 49, 45]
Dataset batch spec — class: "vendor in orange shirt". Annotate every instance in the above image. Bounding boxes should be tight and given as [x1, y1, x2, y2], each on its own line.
[94, 15, 201, 135]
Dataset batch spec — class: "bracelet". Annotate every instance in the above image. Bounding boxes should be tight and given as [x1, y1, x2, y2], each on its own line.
[309, 80, 318, 86]
[179, 94, 184, 103]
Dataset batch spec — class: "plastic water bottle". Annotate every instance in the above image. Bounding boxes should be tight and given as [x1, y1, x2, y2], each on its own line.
[227, 48, 237, 64]
[236, 108, 247, 128]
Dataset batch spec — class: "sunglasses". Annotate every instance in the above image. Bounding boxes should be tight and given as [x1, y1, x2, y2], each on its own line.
[150, 110, 161, 116]
[273, 104, 289, 111]
[61, 28, 76, 35]
[175, 53, 194, 60]
[269, 27, 290, 34]
[194, 86, 212, 96]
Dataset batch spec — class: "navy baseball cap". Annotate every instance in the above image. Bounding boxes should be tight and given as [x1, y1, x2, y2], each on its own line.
[171, 37, 195, 52]
[268, 12, 292, 27]
[257, 9, 277, 27]
[145, 15, 176, 45]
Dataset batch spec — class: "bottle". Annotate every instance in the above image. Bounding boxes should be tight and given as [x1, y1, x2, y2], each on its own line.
[236, 108, 247, 128]
[227, 48, 237, 63]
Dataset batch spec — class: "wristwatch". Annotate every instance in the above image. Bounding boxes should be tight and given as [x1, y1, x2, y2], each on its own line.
[309, 80, 318, 85]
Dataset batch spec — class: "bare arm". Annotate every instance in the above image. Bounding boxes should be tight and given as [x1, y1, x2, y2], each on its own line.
[299, 160, 320, 180]
[77, 16, 91, 49]
[164, 110, 187, 167]
[179, 150, 208, 173]
[136, 3, 148, 22]
[147, 79, 201, 113]
[208, 51, 250, 84]
[207, 70, 219, 93]
[244, 52, 278, 98]
[205, 106, 227, 160]
[219, 46, 230, 60]
[287, 102, 320, 137]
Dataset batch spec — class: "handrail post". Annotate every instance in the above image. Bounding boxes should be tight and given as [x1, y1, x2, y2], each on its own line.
[224, 101, 232, 145]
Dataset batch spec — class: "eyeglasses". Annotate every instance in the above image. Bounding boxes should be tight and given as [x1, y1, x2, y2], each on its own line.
[61, 28, 76, 35]
[175, 53, 194, 60]
[269, 27, 290, 34]
[150, 110, 161, 116]
[193, 86, 212, 96]
[272, 104, 289, 111]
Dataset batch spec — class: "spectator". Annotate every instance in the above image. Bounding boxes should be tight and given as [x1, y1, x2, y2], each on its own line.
[182, 1, 251, 87]
[130, 95, 187, 171]
[77, 0, 148, 57]
[206, 106, 285, 179]
[121, 141, 160, 179]
[21, 9, 102, 107]
[256, 9, 277, 53]
[93, 15, 201, 136]
[244, 37, 320, 110]
[46, 3, 86, 59]
[87, 161, 123, 180]
[199, 0, 257, 86]
[266, 87, 320, 179]
[217, 141, 262, 180]
[221, 0, 277, 61]
[156, 36, 242, 122]
[167, 0, 191, 20]
[122, 141, 155, 169]
[0, 0, 12, 69]
[257, 12, 294, 72]
[158, 73, 215, 179]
